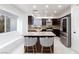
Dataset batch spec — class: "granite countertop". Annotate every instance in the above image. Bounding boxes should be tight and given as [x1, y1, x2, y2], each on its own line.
[23, 32, 56, 37]
[28, 28, 42, 32]
[28, 25, 60, 31]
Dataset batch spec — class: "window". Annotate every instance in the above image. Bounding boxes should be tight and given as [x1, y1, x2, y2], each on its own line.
[0, 9, 18, 33]
[0, 15, 5, 33]
[33, 18, 42, 26]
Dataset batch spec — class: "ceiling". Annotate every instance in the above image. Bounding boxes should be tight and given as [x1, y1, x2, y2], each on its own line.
[14, 4, 71, 17]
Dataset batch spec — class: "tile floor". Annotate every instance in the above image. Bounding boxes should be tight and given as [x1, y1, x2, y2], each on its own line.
[12, 37, 76, 54]
[12, 44, 24, 54]
[54, 37, 76, 54]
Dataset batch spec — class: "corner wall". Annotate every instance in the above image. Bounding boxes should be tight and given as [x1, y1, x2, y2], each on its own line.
[71, 5, 79, 53]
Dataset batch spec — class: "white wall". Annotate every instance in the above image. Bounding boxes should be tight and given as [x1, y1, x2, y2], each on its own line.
[21, 14, 28, 33]
[59, 5, 79, 53]
[0, 4, 28, 46]
[71, 5, 79, 53]
[0, 4, 28, 34]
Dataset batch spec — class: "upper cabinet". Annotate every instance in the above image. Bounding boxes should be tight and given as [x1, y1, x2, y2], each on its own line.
[42, 18, 47, 25]
[28, 16, 33, 25]
[52, 19, 60, 25]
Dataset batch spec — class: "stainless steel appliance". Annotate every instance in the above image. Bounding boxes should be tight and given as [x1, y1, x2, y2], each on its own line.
[60, 16, 71, 47]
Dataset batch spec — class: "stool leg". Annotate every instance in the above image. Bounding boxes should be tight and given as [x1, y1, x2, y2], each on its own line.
[24, 46, 26, 53]
[50, 46, 52, 53]
[32, 46, 34, 53]
[35, 45, 37, 53]
[41, 46, 43, 53]
[27, 46, 28, 53]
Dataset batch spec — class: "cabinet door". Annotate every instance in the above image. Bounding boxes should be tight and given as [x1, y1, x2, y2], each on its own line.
[28, 16, 33, 25]
[52, 19, 60, 25]
[42, 19, 46, 25]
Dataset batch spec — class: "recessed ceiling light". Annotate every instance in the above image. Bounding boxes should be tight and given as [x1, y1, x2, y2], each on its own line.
[58, 5, 62, 8]
[45, 5, 49, 8]
[33, 5, 36, 9]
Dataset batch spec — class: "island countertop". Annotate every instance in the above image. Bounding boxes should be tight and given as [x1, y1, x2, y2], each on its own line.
[22, 32, 56, 37]
[23, 32, 56, 53]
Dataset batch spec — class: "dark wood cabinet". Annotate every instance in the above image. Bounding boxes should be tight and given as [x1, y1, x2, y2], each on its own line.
[28, 16, 33, 25]
[52, 19, 60, 25]
[42, 19, 47, 25]
[51, 18, 60, 37]
[53, 29, 60, 37]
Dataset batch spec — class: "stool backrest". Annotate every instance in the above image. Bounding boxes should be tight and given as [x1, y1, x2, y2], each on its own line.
[24, 37, 37, 46]
[40, 37, 54, 47]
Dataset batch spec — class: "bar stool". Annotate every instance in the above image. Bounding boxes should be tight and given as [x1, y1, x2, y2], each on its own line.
[24, 37, 37, 53]
[40, 37, 54, 53]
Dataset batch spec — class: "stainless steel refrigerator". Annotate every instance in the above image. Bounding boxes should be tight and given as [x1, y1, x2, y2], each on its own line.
[60, 15, 71, 47]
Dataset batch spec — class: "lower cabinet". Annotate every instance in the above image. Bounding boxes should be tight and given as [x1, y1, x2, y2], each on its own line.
[53, 29, 60, 37]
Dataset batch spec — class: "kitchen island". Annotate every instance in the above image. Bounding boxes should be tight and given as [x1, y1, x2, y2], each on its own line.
[23, 32, 56, 53]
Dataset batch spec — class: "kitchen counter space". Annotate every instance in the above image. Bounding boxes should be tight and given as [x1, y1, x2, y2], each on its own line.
[28, 28, 42, 32]
[23, 32, 56, 53]
[23, 32, 56, 37]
